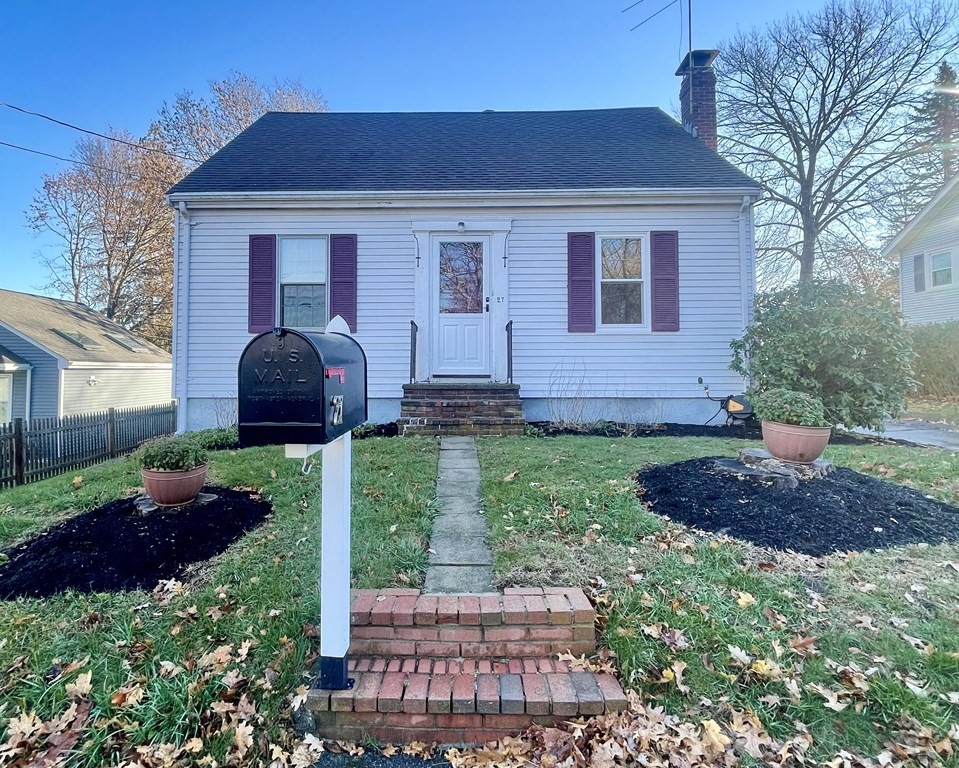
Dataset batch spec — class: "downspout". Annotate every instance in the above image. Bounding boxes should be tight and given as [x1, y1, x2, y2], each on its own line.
[24, 366, 32, 422]
[174, 201, 191, 433]
[737, 195, 753, 330]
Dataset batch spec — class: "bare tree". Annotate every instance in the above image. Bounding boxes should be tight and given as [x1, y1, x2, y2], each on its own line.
[717, 0, 956, 283]
[28, 132, 182, 349]
[151, 71, 328, 164]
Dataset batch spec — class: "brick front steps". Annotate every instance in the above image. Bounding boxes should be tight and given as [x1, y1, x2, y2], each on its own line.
[397, 383, 524, 437]
[300, 587, 629, 745]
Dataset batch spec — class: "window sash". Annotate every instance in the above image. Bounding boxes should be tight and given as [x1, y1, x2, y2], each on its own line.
[598, 235, 647, 326]
[931, 252, 953, 287]
[280, 283, 327, 328]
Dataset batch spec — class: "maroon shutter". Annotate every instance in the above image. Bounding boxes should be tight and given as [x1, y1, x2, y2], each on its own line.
[650, 230, 680, 332]
[329, 234, 358, 332]
[914, 254, 926, 293]
[568, 232, 596, 332]
[248, 234, 277, 333]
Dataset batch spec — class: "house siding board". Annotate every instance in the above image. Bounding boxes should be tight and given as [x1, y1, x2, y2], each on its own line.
[180, 203, 749, 427]
[61, 368, 174, 416]
[899, 190, 959, 325]
[0, 327, 59, 419]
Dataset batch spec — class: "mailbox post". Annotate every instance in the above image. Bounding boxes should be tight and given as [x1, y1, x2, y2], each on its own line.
[238, 316, 367, 690]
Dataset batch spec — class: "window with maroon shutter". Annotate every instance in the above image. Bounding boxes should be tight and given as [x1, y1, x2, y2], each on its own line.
[914, 253, 926, 293]
[329, 234, 358, 332]
[248, 234, 277, 334]
[650, 230, 680, 332]
[568, 232, 596, 332]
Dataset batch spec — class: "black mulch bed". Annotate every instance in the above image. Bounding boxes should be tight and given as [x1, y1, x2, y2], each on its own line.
[637, 458, 959, 556]
[0, 487, 271, 600]
[530, 421, 906, 446]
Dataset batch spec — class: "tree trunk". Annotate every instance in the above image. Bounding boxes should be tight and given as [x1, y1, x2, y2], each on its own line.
[798, 234, 816, 282]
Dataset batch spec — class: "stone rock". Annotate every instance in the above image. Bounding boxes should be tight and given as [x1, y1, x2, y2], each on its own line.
[133, 492, 217, 515]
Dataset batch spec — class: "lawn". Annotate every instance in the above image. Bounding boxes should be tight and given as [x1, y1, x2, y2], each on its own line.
[0, 437, 437, 767]
[478, 435, 959, 763]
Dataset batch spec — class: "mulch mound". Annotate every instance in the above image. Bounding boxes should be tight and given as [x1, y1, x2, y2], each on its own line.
[0, 487, 271, 600]
[531, 421, 904, 446]
[637, 458, 959, 556]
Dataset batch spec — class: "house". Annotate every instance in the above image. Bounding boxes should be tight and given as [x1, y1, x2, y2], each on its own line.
[167, 50, 761, 434]
[884, 172, 959, 325]
[0, 288, 172, 424]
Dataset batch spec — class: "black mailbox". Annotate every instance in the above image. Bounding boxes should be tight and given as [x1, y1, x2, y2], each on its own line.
[237, 328, 367, 447]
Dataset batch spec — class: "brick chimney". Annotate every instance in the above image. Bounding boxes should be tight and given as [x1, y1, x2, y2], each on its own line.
[676, 49, 719, 151]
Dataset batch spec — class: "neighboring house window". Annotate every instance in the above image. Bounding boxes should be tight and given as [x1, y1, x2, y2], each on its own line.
[279, 237, 328, 328]
[0, 374, 11, 424]
[598, 235, 647, 326]
[931, 252, 953, 287]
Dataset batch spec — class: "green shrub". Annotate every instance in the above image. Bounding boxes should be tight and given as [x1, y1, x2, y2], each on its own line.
[188, 426, 239, 450]
[134, 435, 208, 471]
[730, 280, 915, 431]
[910, 321, 959, 398]
[752, 388, 829, 427]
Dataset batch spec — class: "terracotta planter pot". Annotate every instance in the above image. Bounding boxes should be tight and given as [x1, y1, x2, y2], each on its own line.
[761, 421, 831, 464]
[141, 464, 207, 507]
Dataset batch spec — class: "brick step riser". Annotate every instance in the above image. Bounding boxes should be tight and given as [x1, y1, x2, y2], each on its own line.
[350, 625, 595, 658]
[401, 426, 526, 437]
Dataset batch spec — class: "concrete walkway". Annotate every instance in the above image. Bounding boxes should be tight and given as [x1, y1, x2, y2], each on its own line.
[423, 437, 493, 593]
[856, 419, 959, 451]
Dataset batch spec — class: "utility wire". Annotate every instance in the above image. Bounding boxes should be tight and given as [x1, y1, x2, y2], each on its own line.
[630, 0, 680, 31]
[0, 101, 197, 163]
[0, 139, 179, 185]
[621, 0, 650, 12]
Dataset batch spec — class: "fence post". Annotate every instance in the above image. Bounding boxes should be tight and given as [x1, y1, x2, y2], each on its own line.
[107, 408, 117, 457]
[13, 418, 25, 486]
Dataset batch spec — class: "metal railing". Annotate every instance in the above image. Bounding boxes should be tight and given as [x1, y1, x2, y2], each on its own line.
[506, 320, 514, 384]
[409, 320, 418, 383]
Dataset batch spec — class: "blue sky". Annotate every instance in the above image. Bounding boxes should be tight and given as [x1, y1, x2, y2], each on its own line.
[1, 0, 822, 294]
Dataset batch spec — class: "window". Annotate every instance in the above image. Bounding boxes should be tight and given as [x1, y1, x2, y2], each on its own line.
[51, 329, 104, 350]
[931, 252, 953, 287]
[0, 375, 11, 424]
[279, 237, 328, 327]
[599, 236, 646, 326]
[105, 332, 149, 352]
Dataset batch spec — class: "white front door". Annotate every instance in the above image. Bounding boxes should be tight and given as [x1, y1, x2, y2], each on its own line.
[432, 236, 490, 376]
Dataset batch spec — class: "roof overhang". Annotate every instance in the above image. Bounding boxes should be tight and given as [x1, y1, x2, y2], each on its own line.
[882, 173, 959, 258]
[167, 186, 763, 209]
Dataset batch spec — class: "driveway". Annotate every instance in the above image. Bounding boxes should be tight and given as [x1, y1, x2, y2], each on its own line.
[862, 418, 959, 451]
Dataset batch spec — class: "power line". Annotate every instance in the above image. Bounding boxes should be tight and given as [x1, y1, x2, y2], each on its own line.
[0, 101, 197, 163]
[0, 139, 178, 185]
[621, 0, 650, 12]
[630, 0, 680, 31]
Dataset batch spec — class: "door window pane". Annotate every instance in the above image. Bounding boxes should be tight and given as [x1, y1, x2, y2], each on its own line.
[439, 241, 483, 313]
[281, 284, 327, 327]
[601, 283, 644, 325]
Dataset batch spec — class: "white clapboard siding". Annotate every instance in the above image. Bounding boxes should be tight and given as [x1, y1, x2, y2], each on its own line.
[178, 200, 751, 421]
[61, 368, 173, 416]
[899, 191, 959, 325]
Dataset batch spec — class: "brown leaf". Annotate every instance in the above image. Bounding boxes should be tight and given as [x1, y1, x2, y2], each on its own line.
[503, 470, 519, 482]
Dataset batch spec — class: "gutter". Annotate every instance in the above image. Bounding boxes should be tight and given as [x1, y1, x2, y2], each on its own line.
[167, 186, 763, 206]
[174, 202, 191, 433]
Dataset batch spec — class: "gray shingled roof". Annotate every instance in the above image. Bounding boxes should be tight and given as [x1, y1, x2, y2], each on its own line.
[168, 108, 758, 195]
[0, 289, 171, 365]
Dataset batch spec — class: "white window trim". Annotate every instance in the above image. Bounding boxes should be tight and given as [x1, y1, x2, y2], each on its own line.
[928, 250, 954, 290]
[277, 235, 330, 330]
[595, 232, 651, 333]
[0, 373, 13, 425]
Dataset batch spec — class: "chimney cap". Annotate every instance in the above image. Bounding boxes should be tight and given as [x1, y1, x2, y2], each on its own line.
[675, 49, 719, 76]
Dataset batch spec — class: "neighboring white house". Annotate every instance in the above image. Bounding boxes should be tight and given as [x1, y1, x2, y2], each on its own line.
[885, 173, 959, 325]
[167, 51, 762, 433]
[0, 288, 172, 423]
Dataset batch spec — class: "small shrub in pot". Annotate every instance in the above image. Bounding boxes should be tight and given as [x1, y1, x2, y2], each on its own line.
[752, 388, 831, 464]
[134, 436, 208, 506]
[751, 388, 829, 427]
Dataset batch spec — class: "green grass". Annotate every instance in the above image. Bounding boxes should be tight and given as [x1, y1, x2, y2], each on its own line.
[0, 437, 437, 766]
[904, 397, 959, 425]
[477, 435, 959, 762]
